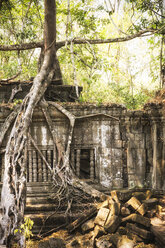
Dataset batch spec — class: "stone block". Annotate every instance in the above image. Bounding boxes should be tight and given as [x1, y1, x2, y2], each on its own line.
[94, 208, 110, 227]
[117, 226, 127, 235]
[104, 215, 120, 233]
[132, 192, 146, 201]
[39, 241, 50, 248]
[49, 238, 66, 248]
[111, 190, 120, 203]
[93, 225, 106, 239]
[117, 235, 135, 248]
[97, 199, 110, 210]
[137, 203, 147, 216]
[122, 213, 150, 228]
[142, 198, 158, 209]
[146, 209, 156, 218]
[121, 207, 131, 217]
[126, 223, 151, 240]
[95, 234, 113, 248]
[109, 233, 120, 246]
[109, 202, 121, 217]
[126, 197, 141, 211]
[105, 203, 120, 226]
[81, 218, 95, 233]
[70, 240, 81, 248]
[145, 190, 152, 200]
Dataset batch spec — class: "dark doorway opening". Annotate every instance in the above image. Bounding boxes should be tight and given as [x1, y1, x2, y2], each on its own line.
[80, 149, 90, 179]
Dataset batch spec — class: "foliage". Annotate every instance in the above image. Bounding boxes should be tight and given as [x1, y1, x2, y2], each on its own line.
[14, 217, 34, 240]
[0, 0, 164, 108]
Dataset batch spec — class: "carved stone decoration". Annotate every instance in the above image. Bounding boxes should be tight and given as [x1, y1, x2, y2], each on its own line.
[90, 149, 95, 180]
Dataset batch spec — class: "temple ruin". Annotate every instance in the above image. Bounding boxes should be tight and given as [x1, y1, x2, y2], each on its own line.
[0, 82, 165, 234]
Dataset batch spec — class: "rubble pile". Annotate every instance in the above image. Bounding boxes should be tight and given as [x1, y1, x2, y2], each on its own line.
[66, 190, 164, 248]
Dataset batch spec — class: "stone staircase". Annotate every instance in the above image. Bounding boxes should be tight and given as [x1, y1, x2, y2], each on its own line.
[25, 182, 95, 236]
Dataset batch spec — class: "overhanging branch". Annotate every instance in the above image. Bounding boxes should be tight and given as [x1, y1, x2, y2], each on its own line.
[0, 29, 155, 52]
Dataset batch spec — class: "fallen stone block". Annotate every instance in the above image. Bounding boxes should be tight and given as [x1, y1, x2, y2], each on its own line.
[121, 207, 131, 217]
[146, 209, 156, 218]
[49, 238, 66, 248]
[70, 240, 81, 248]
[110, 202, 121, 216]
[132, 192, 146, 201]
[39, 241, 50, 248]
[122, 213, 150, 228]
[146, 190, 152, 200]
[81, 232, 94, 248]
[117, 235, 135, 248]
[97, 199, 110, 210]
[39, 238, 66, 248]
[104, 215, 120, 233]
[67, 206, 97, 233]
[142, 198, 158, 209]
[81, 218, 95, 233]
[95, 234, 113, 248]
[126, 197, 141, 211]
[127, 232, 143, 243]
[109, 233, 120, 246]
[111, 190, 120, 203]
[117, 226, 127, 235]
[94, 207, 110, 227]
[136, 203, 147, 216]
[93, 224, 106, 239]
[126, 223, 151, 240]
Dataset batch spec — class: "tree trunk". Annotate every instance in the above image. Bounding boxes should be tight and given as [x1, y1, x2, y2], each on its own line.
[0, 1, 108, 246]
[0, 1, 57, 247]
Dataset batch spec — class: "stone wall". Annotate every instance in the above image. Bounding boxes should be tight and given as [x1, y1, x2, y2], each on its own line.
[0, 86, 165, 191]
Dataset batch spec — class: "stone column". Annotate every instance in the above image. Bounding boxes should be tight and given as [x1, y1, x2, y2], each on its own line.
[47, 150, 52, 181]
[76, 149, 80, 177]
[33, 150, 37, 182]
[43, 150, 47, 182]
[38, 155, 42, 182]
[126, 118, 146, 188]
[90, 149, 95, 180]
[152, 121, 163, 190]
[28, 150, 33, 182]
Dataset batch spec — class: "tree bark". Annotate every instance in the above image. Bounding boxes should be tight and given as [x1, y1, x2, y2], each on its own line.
[0, 1, 57, 247]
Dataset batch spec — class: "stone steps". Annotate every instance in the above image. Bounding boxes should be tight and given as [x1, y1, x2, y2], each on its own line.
[25, 182, 96, 235]
[25, 211, 83, 235]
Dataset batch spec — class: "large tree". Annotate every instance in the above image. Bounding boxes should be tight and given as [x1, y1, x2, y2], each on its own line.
[0, 0, 163, 247]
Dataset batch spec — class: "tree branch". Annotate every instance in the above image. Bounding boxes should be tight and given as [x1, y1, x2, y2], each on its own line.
[0, 41, 43, 51]
[0, 29, 155, 52]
